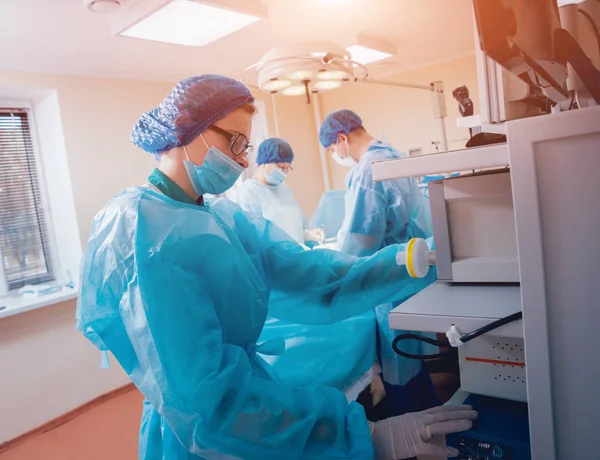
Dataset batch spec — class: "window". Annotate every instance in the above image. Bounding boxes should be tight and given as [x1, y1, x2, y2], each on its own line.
[0, 109, 55, 291]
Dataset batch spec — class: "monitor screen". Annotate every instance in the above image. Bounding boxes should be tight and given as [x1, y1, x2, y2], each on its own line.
[473, 0, 568, 102]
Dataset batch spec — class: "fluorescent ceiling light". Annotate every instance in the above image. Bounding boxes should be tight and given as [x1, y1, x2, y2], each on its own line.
[346, 45, 392, 65]
[557, 0, 584, 5]
[345, 34, 396, 65]
[117, 0, 264, 47]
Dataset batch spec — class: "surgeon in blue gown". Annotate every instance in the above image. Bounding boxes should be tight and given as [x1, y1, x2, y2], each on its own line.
[319, 109, 440, 417]
[76, 75, 476, 460]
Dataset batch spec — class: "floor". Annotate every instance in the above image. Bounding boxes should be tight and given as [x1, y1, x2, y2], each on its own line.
[0, 389, 144, 460]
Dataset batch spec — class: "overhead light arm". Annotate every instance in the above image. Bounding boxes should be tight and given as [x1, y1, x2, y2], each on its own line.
[359, 79, 432, 92]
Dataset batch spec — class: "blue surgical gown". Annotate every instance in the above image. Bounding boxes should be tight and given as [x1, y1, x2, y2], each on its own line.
[233, 179, 306, 244]
[337, 140, 436, 388]
[233, 179, 376, 395]
[309, 190, 347, 239]
[76, 186, 436, 460]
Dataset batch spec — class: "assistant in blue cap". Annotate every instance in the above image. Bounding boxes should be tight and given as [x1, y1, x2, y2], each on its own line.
[77, 75, 476, 460]
[255, 137, 295, 165]
[234, 137, 323, 245]
[320, 107, 440, 420]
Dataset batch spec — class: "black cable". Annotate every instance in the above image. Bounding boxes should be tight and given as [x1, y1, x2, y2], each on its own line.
[458, 312, 523, 343]
[579, 9, 600, 56]
[569, 90, 576, 110]
[392, 334, 450, 360]
[392, 311, 523, 360]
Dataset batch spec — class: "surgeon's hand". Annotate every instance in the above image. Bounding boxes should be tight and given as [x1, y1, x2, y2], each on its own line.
[304, 228, 325, 244]
[369, 405, 478, 459]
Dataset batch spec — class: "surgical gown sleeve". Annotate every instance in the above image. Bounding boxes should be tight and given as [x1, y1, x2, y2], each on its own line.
[336, 154, 432, 258]
[337, 183, 387, 257]
[78, 193, 374, 460]
[233, 204, 436, 325]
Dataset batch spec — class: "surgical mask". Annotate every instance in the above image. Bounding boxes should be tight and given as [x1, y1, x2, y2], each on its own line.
[331, 139, 356, 167]
[183, 136, 244, 196]
[332, 152, 357, 167]
[264, 167, 287, 186]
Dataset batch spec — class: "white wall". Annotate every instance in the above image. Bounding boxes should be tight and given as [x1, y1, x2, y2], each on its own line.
[0, 299, 129, 442]
[271, 94, 325, 217]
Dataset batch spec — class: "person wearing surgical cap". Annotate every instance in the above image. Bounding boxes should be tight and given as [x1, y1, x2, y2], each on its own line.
[233, 138, 324, 246]
[319, 109, 441, 420]
[77, 75, 477, 460]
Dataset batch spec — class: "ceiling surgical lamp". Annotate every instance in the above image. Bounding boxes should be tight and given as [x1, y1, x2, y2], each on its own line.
[243, 41, 449, 153]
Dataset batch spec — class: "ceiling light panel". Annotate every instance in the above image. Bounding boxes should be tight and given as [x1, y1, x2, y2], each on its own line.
[345, 33, 396, 65]
[346, 45, 392, 65]
[113, 0, 266, 47]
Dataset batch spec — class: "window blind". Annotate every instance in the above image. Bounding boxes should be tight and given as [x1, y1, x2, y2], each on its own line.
[0, 109, 54, 290]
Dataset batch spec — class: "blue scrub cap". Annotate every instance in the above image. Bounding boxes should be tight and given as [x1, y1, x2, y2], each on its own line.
[256, 138, 295, 165]
[131, 74, 255, 154]
[319, 109, 363, 148]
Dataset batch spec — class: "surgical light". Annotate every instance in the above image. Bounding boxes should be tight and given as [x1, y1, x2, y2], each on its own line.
[317, 70, 351, 80]
[262, 80, 291, 92]
[285, 70, 316, 81]
[314, 80, 343, 90]
[281, 86, 307, 96]
[243, 41, 367, 101]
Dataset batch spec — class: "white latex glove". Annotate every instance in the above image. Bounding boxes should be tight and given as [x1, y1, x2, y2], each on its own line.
[369, 405, 478, 459]
[304, 228, 325, 244]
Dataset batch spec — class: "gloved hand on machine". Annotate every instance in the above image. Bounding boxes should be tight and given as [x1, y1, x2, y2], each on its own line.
[369, 404, 478, 459]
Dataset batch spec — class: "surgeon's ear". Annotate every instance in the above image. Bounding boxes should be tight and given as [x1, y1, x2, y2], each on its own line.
[338, 134, 348, 143]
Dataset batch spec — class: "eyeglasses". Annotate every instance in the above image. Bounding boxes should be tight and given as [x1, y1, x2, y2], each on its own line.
[275, 164, 293, 173]
[209, 125, 253, 156]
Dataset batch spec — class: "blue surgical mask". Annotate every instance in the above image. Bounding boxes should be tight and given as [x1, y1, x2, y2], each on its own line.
[183, 138, 244, 196]
[264, 167, 287, 186]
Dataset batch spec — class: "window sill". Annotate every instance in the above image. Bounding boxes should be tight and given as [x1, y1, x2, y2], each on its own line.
[0, 288, 78, 319]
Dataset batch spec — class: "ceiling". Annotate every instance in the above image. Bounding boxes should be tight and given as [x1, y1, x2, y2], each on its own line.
[0, 0, 476, 83]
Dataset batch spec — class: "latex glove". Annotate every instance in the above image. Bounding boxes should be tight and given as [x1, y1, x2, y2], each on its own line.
[369, 405, 478, 459]
[304, 228, 325, 244]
